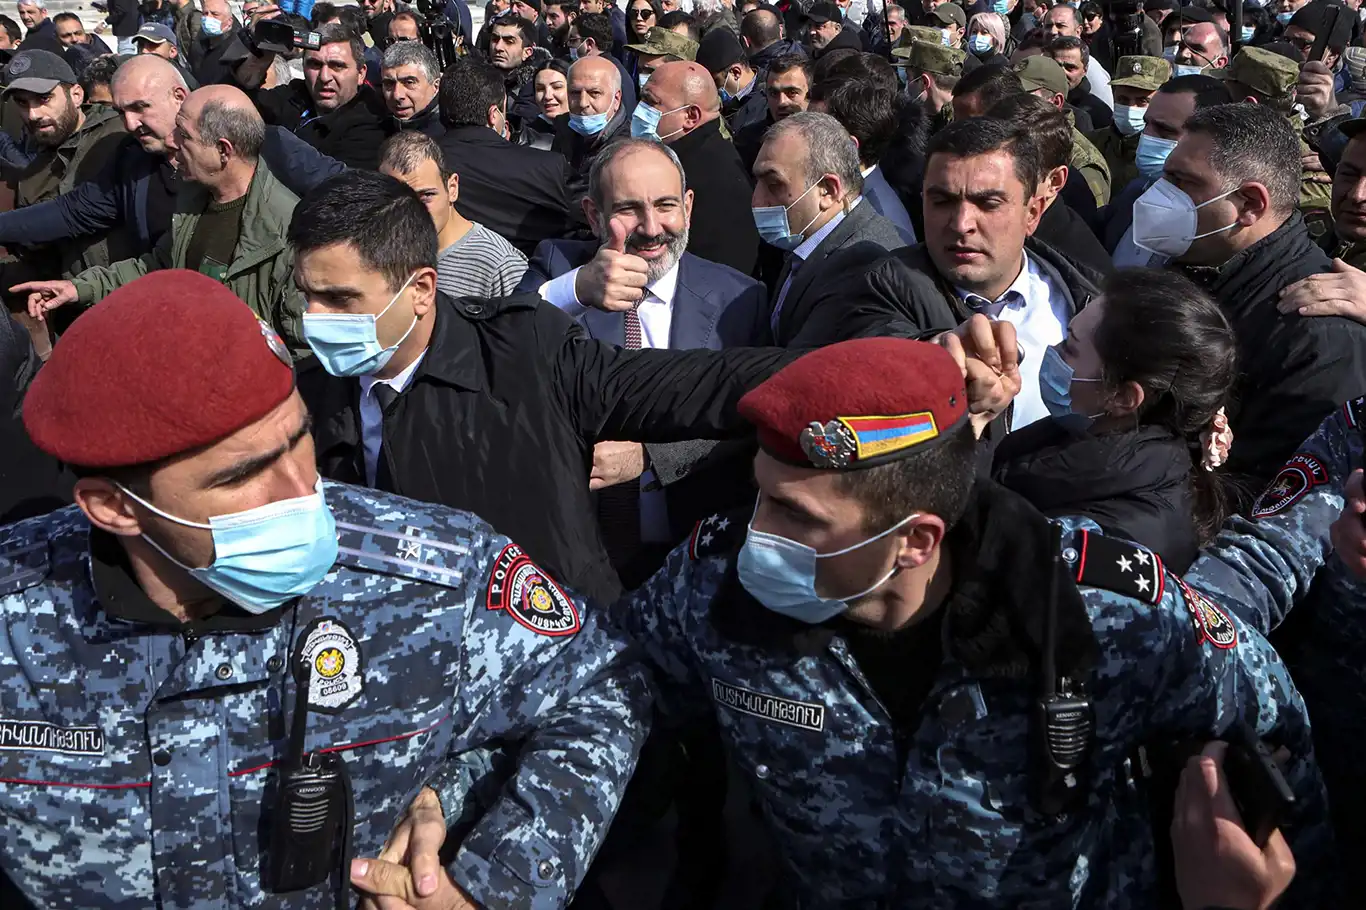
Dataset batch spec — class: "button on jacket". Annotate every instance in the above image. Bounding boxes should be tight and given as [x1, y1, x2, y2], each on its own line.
[299, 293, 792, 603]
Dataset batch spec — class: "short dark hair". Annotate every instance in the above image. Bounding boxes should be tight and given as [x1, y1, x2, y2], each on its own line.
[53, 11, 82, 27]
[392, 9, 421, 27]
[1079, 0, 1102, 18]
[334, 4, 367, 34]
[816, 79, 898, 166]
[767, 52, 812, 82]
[314, 22, 366, 70]
[926, 116, 1041, 200]
[575, 10, 613, 47]
[79, 54, 120, 96]
[1016, 27, 1048, 51]
[836, 420, 977, 533]
[812, 51, 898, 97]
[380, 129, 453, 183]
[1184, 102, 1301, 217]
[951, 61, 1022, 107]
[493, 14, 538, 47]
[1156, 73, 1233, 109]
[310, 1, 338, 26]
[288, 171, 438, 292]
[659, 9, 698, 40]
[0, 15, 20, 43]
[439, 60, 507, 127]
[987, 92, 1071, 171]
[546, 0, 580, 12]
[1045, 34, 1089, 68]
[811, 47, 860, 85]
[1093, 268, 1238, 544]
[741, 8, 782, 47]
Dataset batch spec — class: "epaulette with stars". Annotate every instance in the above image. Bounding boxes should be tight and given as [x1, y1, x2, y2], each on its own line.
[1070, 529, 1165, 606]
[687, 510, 746, 561]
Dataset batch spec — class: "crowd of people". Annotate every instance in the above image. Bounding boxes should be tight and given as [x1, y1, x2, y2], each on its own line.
[3, 0, 1366, 906]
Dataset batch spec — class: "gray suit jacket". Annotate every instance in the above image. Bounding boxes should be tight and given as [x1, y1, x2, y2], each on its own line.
[764, 200, 908, 347]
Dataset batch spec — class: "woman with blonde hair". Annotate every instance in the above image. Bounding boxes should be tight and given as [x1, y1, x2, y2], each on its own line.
[966, 11, 1010, 65]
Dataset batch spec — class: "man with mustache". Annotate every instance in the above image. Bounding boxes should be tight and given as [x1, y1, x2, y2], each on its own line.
[0, 49, 133, 352]
[523, 136, 768, 585]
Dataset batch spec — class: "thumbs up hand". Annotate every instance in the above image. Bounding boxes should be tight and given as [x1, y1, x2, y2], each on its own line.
[575, 218, 651, 313]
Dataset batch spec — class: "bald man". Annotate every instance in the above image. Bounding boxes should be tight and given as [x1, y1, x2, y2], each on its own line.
[12, 83, 310, 356]
[636, 60, 758, 274]
[553, 55, 631, 206]
[0, 55, 341, 294]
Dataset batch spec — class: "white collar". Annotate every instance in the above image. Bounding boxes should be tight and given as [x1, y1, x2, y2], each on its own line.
[644, 257, 682, 306]
[360, 348, 428, 397]
[954, 251, 1034, 307]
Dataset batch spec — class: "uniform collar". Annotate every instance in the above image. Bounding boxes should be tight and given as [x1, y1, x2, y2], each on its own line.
[89, 528, 281, 634]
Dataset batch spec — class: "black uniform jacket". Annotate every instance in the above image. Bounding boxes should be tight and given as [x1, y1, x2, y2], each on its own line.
[298, 292, 792, 604]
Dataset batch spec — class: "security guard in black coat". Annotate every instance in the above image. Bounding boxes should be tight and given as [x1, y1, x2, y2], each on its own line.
[295, 170, 792, 604]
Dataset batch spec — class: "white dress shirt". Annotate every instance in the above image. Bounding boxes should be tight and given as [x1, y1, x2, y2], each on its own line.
[358, 351, 426, 487]
[539, 259, 681, 542]
[860, 165, 917, 246]
[954, 252, 1070, 430]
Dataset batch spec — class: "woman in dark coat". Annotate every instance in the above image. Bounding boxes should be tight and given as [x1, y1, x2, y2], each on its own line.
[992, 268, 1239, 573]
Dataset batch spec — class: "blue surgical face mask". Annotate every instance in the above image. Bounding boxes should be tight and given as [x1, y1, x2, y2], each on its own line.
[1039, 344, 1106, 420]
[630, 101, 686, 141]
[118, 478, 338, 614]
[993, 0, 1010, 16]
[737, 500, 920, 624]
[1276, 9, 1293, 23]
[1162, 44, 1178, 61]
[940, 27, 955, 46]
[202, 15, 224, 35]
[751, 180, 821, 250]
[1172, 62, 1204, 77]
[638, 70, 650, 88]
[569, 42, 582, 60]
[303, 272, 419, 377]
[569, 109, 610, 135]
[969, 33, 994, 54]
[1241, 24, 1256, 41]
[1135, 131, 1178, 178]
[1112, 103, 1146, 136]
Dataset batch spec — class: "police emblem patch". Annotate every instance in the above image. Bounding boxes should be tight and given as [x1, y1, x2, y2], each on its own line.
[799, 419, 856, 468]
[295, 618, 365, 713]
[1072, 530, 1165, 606]
[487, 544, 580, 637]
[1252, 453, 1327, 518]
[1176, 578, 1237, 649]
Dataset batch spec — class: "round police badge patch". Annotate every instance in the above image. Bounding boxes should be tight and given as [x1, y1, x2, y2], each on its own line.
[295, 618, 365, 713]
[1252, 453, 1328, 518]
[486, 544, 581, 637]
[1176, 579, 1237, 650]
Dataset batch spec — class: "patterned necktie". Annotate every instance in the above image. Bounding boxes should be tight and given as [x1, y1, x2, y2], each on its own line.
[624, 304, 643, 350]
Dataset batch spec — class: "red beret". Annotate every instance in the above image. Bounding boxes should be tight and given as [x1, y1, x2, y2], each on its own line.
[739, 338, 968, 470]
[24, 270, 295, 468]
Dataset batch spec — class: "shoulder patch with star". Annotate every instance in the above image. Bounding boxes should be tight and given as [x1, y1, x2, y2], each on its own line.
[688, 511, 744, 560]
[1252, 453, 1328, 519]
[1071, 530, 1165, 606]
[1344, 396, 1366, 430]
[1174, 577, 1238, 649]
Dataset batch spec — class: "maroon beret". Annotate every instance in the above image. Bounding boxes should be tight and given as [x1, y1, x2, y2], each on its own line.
[738, 338, 968, 470]
[24, 270, 295, 468]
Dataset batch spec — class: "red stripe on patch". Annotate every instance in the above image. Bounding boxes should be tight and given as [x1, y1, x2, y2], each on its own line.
[1075, 530, 1089, 581]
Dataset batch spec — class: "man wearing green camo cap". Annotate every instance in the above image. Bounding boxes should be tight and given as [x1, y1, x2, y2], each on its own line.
[902, 24, 945, 48]
[1087, 55, 1171, 191]
[894, 39, 965, 133]
[1015, 55, 1112, 206]
[1211, 45, 1334, 237]
[626, 25, 699, 85]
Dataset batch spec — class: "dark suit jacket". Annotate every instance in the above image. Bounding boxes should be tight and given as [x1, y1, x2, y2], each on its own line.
[669, 119, 761, 276]
[765, 201, 909, 347]
[438, 125, 576, 256]
[518, 238, 769, 540]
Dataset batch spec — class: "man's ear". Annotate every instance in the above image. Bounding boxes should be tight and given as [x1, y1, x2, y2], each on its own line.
[446, 172, 460, 205]
[69, 82, 85, 107]
[74, 478, 143, 537]
[582, 194, 602, 237]
[1237, 182, 1272, 224]
[411, 266, 439, 316]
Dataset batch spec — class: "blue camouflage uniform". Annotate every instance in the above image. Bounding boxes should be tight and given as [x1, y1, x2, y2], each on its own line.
[614, 485, 1328, 909]
[1185, 397, 1366, 883]
[0, 482, 649, 910]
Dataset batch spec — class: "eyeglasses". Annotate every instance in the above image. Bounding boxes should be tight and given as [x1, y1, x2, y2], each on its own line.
[629, 8, 655, 18]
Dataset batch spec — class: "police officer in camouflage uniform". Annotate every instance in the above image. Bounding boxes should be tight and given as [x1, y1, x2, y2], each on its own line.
[1087, 55, 1171, 193]
[0, 270, 648, 910]
[893, 39, 963, 133]
[1185, 399, 1366, 897]
[612, 335, 1329, 908]
[1209, 45, 1336, 239]
[1015, 55, 1112, 206]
